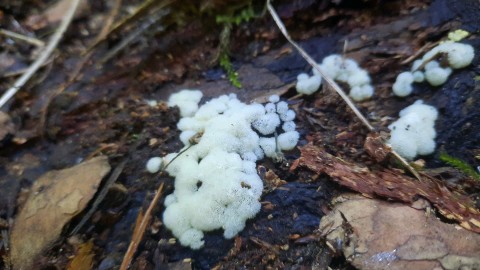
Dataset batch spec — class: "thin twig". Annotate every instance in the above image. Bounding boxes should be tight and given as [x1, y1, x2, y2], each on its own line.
[86, 0, 175, 54]
[0, 0, 82, 109]
[401, 41, 443, 68]
[411, 52, 443, 73]
[38, 0, 123, 136]
[70, 160, 127, 236]
[391, 150, 421, 180]
[94, 0, 123, 46]
[0, 58, 54, 78]
[267, 0, 374, 131]
[0, 29, 45, 47]
[163, 144, 194, 171]
[99, 9, 167, 64]
[400, 42, 432, 65]
[267, 1, 421, 180]
[120, 183, 165, 270]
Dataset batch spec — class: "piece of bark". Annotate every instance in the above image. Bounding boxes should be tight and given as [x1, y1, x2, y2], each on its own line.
[320, 194, 480, 270]
[292, 143, 480, 233]
[363, 132, 391, 162]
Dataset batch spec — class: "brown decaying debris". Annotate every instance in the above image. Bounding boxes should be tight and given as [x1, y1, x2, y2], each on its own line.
[291, 143, 480, 233]
[363, 132, 391, 163]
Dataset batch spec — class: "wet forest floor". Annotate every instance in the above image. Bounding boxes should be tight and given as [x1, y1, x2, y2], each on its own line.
[0, 0, 479, 269]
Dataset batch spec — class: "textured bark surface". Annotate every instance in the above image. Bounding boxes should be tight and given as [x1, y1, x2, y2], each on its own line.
[293, 143, 480, 233]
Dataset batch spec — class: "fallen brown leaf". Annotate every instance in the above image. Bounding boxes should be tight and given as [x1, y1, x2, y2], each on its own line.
[320, 194, 480, 270]
[292, 143, 480, 233]
[67, 240, 95, 270]
[10, 156, 110, 270]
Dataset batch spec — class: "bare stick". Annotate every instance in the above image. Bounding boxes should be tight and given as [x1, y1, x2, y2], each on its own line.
[99, 9, 167, 64]
[0, 0, 82, 108]
[120, 183, 165, 270]
[0, 29, 45, 47]
[38, 0, 123, 136]
[400, 42, 432, 65]
[94, 0, 123, 46]
[266, 0, 374, 131]
[391, 150, 421, 180]
[1, 58, 54, 78]
[70, 160, 126, 236]
[267, 1, 421, 180]
[86, 0, 175, 54]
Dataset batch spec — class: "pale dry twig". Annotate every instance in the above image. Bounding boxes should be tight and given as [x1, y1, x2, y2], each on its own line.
[0, 0, 82, 108]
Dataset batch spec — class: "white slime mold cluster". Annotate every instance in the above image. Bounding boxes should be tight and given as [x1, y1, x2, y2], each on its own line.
[392, 42, 475, 97]
[387, 100, 438, 160]
[151, 90, 300, 249]
[296, 54, 374, 101]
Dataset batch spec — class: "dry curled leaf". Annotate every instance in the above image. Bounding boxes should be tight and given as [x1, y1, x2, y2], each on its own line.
[292, 143, 480, 233]
[67, 240, 95, 270]
[10, 156, 110, 270]
[320, 194, 480, 270]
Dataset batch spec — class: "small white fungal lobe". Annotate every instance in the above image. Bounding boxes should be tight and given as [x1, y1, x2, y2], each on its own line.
[161, 90, 300, 249]
[425, 66, 452, 86]
[167, 89, 203, 117]
[412, 71, 425, 83]
[296, 54, 374, 101]
[146, 157, 163, 173]
[295, 73, 322, 95]
[392, 72, 414, 97]
[350, 85, 374, 102]
[387, 100, 438, 160]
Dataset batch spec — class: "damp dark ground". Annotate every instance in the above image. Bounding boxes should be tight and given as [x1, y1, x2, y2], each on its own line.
[0, 0, 479, 269]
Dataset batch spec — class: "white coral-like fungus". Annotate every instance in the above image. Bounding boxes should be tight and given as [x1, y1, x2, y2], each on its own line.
[158, 90, 300, 249]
